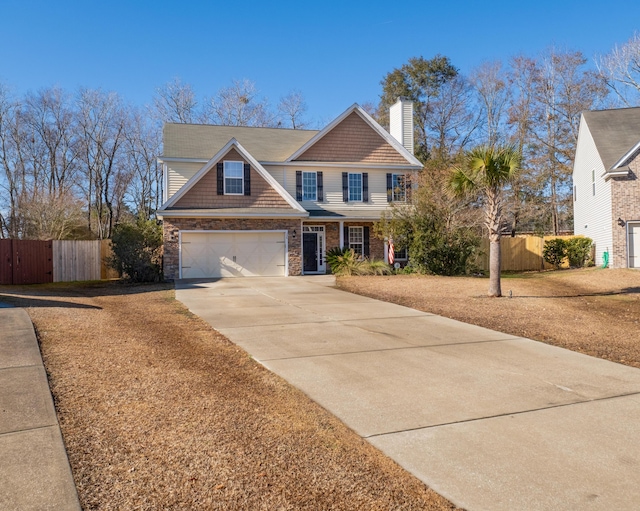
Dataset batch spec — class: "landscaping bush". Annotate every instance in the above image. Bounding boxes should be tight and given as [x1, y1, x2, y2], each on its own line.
[543, 238, 568, 269]
[325, 247, 363, 276]
[409, 227, 480, 276]
[566, 237, 593, 268]
[358, 259, 392, 276]
[108, 218, 163, 282]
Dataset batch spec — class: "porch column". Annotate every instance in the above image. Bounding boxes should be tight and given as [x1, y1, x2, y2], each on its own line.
[339, 220, 344, 248]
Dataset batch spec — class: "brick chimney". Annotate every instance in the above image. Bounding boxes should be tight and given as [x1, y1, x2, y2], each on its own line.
[389, 97, 414, 155]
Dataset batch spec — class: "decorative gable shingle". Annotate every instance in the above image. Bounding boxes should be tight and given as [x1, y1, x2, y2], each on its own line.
[293, 112, 408, 164]
[172, 148, 291, 209]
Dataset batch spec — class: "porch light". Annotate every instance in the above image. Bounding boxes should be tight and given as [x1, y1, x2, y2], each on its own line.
[617, 218, 625, 227]
[292, 229, 297, 239]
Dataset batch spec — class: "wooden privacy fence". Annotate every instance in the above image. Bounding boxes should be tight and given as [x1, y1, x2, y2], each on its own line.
[475, 235, 577, 272]
[0, 239, 116, 285]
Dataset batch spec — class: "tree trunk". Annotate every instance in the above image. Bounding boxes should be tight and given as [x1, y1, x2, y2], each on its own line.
[486, 187, 502, 297]
[488, 238, 502, 297]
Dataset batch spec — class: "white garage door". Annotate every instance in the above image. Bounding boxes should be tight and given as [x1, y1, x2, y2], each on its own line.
[180, 231, 286, 278]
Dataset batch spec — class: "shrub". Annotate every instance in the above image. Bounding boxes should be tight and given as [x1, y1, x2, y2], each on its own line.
[543, 238, 568, 269]
[409, 227, 480, 276]
[566, 237, 593, 268]
[325, 247, 363, 276]
[358, 258, 392, 276]
[108, 218, 163, 282]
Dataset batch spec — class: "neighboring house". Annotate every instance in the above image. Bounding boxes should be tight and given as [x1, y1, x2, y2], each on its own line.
[573, 107, 640, 269]
[157, 99, 422, 279]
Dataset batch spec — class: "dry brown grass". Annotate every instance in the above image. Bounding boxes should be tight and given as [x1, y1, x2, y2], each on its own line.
[0, 282, 459, 511]
[338, 267, 640, 369]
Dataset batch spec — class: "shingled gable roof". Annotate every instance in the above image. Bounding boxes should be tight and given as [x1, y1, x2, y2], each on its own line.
[158, 138, 306, 214]
[162, 123, 318, 161]
[583, 107, 640, 175]
[286, 104, 422, 167]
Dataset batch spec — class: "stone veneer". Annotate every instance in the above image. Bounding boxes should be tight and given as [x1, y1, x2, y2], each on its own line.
[611, 151, 640, 268]
[162, 218, 302, 280]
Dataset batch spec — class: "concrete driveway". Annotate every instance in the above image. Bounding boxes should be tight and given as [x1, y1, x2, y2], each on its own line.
[176, 276, 640, 511]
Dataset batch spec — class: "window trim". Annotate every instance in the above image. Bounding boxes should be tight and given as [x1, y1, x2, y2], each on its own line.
[392, 173, 406, 202]
[223, 160, 244, 195]
[302, 171, 317, 201]
[348, 173, 363, 202]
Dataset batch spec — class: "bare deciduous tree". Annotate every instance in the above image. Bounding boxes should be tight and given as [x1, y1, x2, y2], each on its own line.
[277, 90, 308, 129]
[154, 78, 202, 124]
[597, 32, 640, 106]
[205, 79, 275, 127]
[125, 109, 162, 219]
[77, 88, 131, 239]
[470, 61, 511, 146]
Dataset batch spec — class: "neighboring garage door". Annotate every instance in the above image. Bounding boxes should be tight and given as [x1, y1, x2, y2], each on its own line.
[630, 223, 640, 269]
[180, 231, 286, 278]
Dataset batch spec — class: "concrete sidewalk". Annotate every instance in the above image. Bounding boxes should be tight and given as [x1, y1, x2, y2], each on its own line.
[177, 277, 640, 511]
[0, 308, 81, 511]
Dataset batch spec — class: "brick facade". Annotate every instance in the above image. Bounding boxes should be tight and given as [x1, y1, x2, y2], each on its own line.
[162, 218, 302, 280]
[303, 221, 384, 271]
[611, 151, 640, 268]
[174, 148, 291, 209]
[295, 112, 407, 164]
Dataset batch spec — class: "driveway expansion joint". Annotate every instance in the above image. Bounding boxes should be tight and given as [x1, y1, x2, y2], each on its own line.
[364, 390, 640, 439]
[0, 423, 61, 437]
[258, 337, 524, 362]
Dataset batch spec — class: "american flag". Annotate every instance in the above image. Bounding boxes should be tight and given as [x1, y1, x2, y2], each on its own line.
[388, 238, 395, 265]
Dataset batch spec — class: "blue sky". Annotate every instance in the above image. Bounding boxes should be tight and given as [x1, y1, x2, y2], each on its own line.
[1, 0, 639, 126]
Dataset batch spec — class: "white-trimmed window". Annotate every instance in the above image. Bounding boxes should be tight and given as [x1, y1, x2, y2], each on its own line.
[348, 173, 362, 202]
[392, 174, 406, 202]
[349, 226, 364, 256]
[395, 247, 408, 260]
[224, 160, 244, 195]
[302, 171, 317, 201]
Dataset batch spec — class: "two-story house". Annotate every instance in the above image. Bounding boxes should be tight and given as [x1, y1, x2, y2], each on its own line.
[157, 99, 422, 279]
[573, 107, 640, 268]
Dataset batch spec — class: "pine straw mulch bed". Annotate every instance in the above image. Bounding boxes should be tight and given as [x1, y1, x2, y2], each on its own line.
[338, 267, 640, 369]
[0, 282, 459, 511]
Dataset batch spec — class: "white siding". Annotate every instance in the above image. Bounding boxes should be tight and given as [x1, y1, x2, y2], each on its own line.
[167, 162, 206, 199]
[573, 116, 612, 266]
[264, 164, 403, 211]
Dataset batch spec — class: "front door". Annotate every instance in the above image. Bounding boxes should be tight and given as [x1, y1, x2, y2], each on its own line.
[302, 225, 326, 274]
[303, 233, 318, 273]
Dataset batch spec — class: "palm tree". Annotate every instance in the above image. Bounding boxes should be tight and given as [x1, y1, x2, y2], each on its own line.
[450, 145, 522, 297]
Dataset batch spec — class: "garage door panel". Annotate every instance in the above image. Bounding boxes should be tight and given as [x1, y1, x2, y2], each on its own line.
[181, 232, 286, 278]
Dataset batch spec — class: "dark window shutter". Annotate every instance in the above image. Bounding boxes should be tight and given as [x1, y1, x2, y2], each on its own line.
[343, 225, 349, 249]
[386, 173, 392, 202]
[244, 163, 251, 196]
[363, 227, 370, 257]
[363, 173, 369, 202]
[217, 162, 224, 195]
[317, 171, 323, 202]
[296, 171, 302, 201]
[342, 172, 348, 202]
